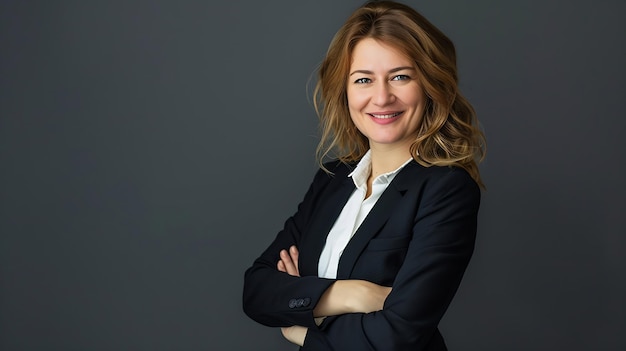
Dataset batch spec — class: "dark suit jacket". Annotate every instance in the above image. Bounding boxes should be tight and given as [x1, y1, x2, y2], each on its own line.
[243, 160, 480, 350]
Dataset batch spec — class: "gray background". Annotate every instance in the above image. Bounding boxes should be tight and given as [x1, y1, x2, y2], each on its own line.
[1, 0, 624, 350]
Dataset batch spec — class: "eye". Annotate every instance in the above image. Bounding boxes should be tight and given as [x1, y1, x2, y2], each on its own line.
[391, 74, 410, 81]
[354, 77, 372, 84]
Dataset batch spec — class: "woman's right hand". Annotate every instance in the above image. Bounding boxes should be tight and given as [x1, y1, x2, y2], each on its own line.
[276, 245, 391, 315]
[315, 279, 392, 317]
[347, 280, 392, 313]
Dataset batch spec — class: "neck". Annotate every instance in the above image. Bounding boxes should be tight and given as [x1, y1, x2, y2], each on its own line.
[368, 144, 413, 178]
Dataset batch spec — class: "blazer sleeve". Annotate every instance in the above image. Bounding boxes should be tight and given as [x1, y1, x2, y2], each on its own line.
[242, 167, 337, 328]
[302, 167, 480, 350]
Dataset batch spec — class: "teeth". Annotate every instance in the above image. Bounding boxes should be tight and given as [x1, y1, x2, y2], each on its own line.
[371, 112, 400, 119]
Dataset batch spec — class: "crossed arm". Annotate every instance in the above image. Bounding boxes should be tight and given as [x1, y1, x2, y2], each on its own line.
[277, 245, 392, 346]
[244, 167, 479, 349]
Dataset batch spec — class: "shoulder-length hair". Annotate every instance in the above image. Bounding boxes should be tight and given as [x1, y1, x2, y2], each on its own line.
[314, 0, 486, 187]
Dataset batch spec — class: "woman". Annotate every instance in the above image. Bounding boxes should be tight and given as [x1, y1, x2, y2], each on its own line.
[243, 1, 485, 349]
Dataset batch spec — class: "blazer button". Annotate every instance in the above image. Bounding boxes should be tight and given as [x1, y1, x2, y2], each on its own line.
[296, 299, 305, 308]
[288, 299, 297, 309]
[303, 297, 311, 307]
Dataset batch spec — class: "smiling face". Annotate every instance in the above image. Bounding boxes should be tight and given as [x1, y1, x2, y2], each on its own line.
[347, 38, 426, 153]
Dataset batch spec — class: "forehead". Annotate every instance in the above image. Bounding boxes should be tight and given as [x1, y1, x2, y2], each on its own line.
[350, 38, 413, 69]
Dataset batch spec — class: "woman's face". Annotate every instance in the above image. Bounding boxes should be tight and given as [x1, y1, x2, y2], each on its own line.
[347, 38, 426, 152]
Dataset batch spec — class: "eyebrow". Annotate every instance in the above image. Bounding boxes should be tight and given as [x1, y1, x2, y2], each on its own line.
[349, 66, 415, 76]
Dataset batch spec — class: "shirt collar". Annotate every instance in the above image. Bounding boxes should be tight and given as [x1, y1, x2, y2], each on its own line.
[348, 150, 413, 189]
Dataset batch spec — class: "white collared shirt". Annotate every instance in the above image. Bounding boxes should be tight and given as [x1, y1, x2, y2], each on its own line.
[318, 151, 412, 279]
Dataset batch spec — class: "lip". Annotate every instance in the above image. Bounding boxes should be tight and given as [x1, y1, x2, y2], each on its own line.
[367, 111, 403, 125]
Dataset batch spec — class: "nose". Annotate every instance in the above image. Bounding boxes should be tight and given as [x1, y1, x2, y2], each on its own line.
[372, 81, 395, 106]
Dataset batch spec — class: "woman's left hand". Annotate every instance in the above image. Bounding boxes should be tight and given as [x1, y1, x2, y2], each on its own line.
[281, 325, 307, 346]
[277, 245, 300, 277]
[277, 246, 307, 345]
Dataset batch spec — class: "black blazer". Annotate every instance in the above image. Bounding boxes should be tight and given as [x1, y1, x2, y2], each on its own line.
[243, 160, 480, 350]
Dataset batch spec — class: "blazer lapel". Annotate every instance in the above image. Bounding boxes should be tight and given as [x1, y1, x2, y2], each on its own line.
[335, 162, 418, 279]
[299, 174, 355, 277]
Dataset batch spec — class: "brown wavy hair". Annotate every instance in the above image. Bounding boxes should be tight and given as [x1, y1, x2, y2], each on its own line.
[314, 0, 485, 187]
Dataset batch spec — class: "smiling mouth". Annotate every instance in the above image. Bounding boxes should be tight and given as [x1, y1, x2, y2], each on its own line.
[368, 112, 403, 119]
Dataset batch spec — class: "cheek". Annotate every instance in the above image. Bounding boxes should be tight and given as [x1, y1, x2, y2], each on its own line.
[348, 107, 362, 129]
[346, 88, 367, 111]
[399, 86, 424, 106]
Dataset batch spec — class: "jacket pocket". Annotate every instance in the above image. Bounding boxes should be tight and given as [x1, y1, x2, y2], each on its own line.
[365, 235, 411, 251]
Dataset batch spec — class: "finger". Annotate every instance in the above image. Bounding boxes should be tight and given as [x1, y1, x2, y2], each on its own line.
[290, 246, 300, 273]
[277, 259, 286, 272]
[314, 317, 326, 326]
[280, 249, 298, 276]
